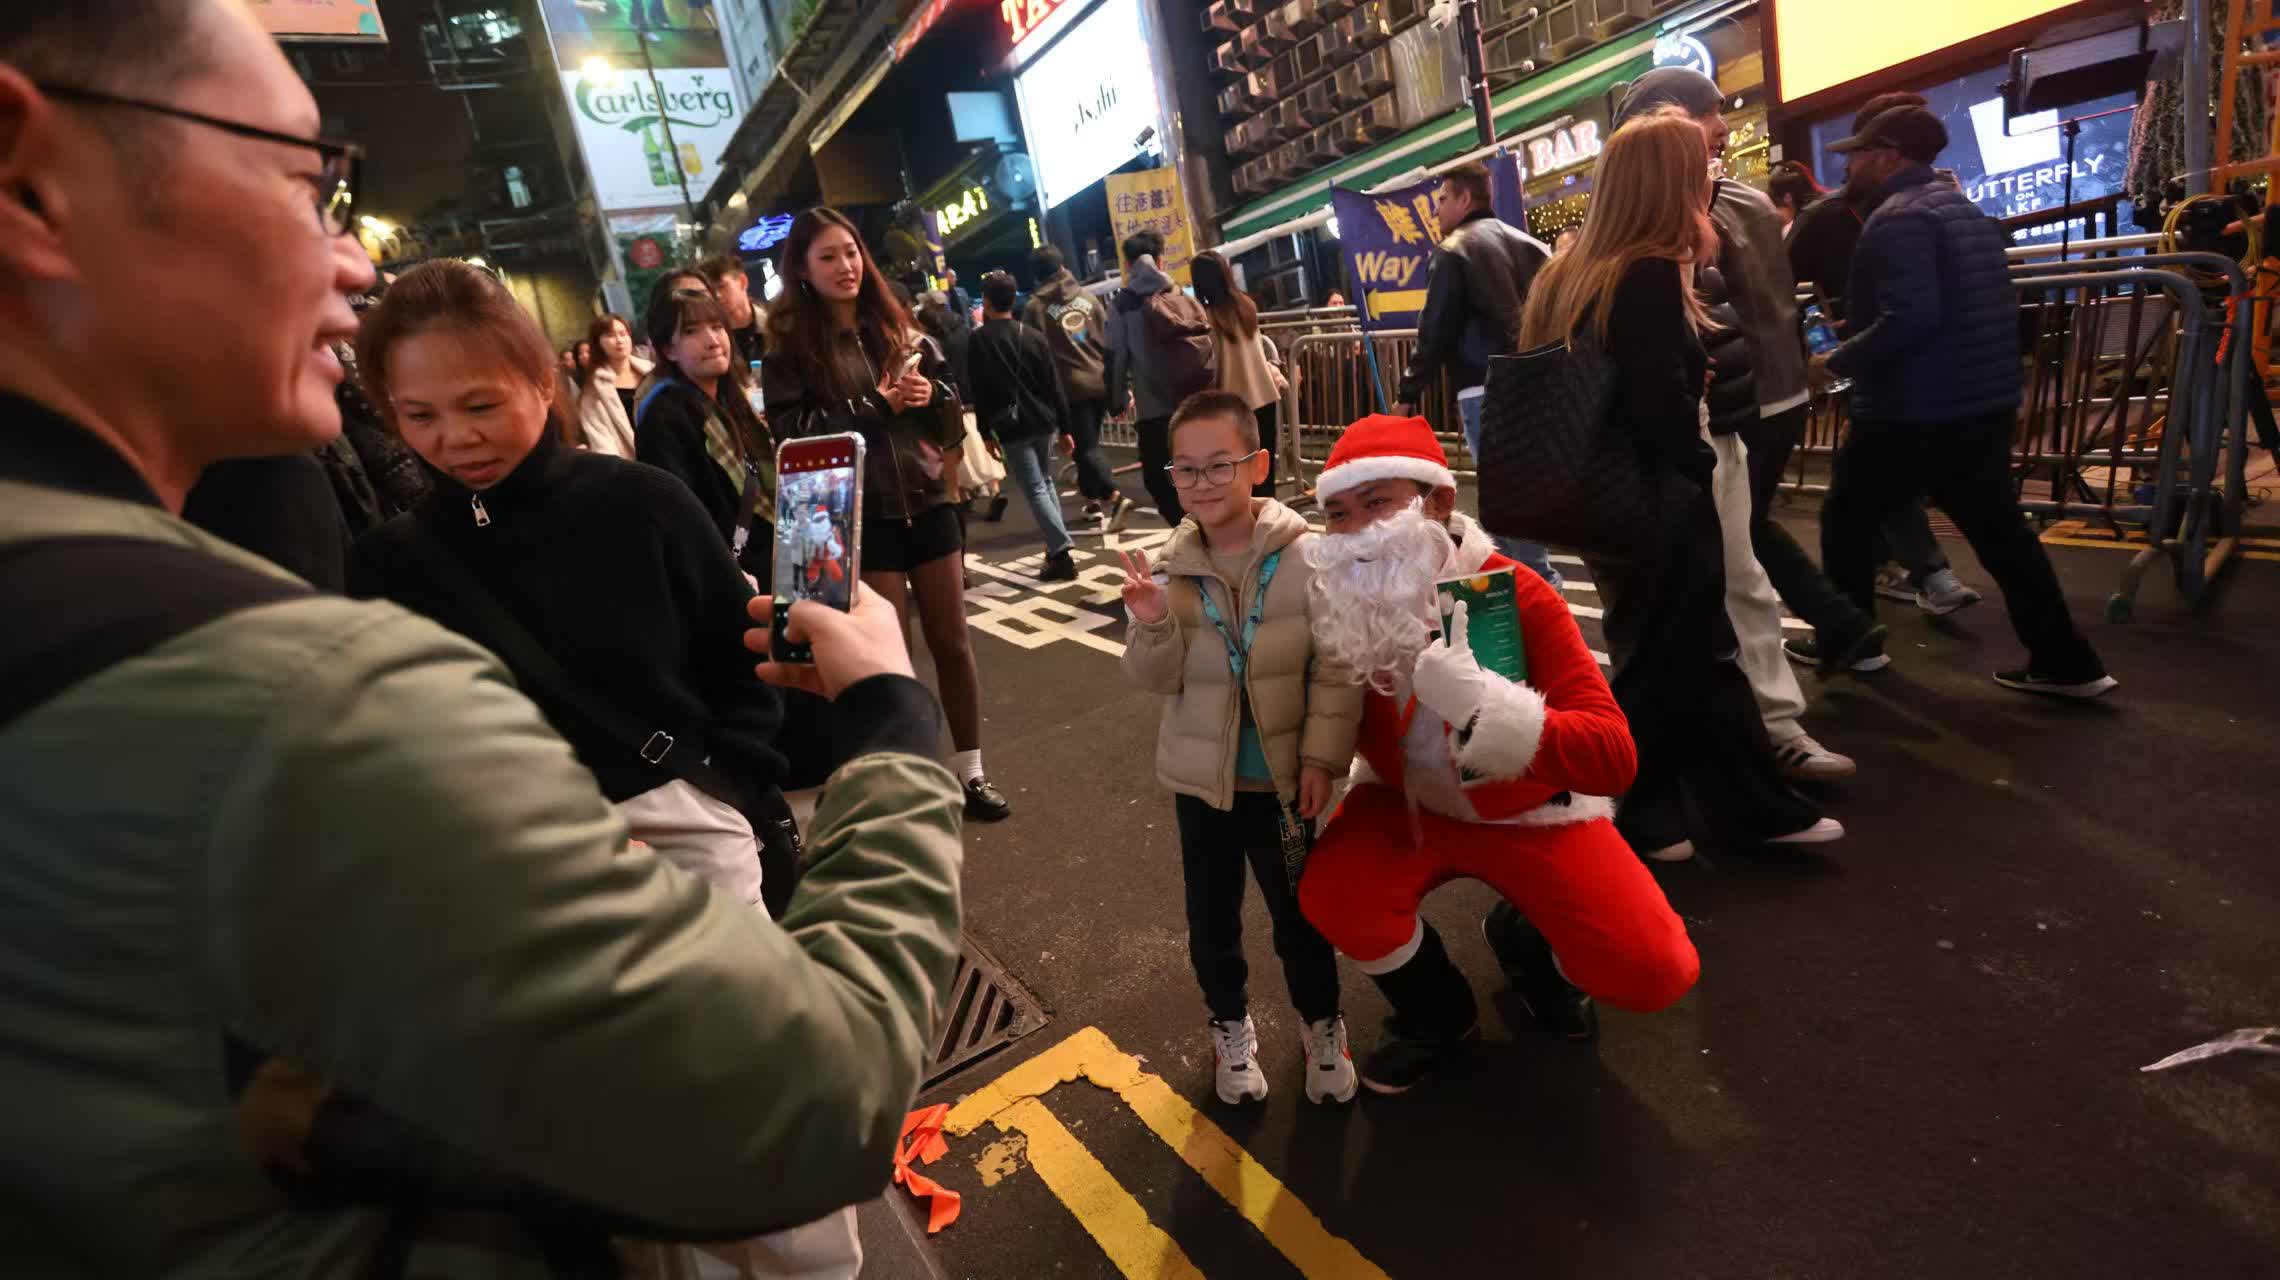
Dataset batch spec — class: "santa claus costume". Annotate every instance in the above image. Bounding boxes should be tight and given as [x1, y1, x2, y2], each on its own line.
[1294, 415, 1699, 1093]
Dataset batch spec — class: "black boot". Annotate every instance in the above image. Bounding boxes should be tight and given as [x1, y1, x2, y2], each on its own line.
[1359, 924, 1478, 1095]
[1482, 901, 1597, 1043]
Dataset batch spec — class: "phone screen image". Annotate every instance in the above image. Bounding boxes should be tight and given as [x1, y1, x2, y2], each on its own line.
[771, 435, 864, 661]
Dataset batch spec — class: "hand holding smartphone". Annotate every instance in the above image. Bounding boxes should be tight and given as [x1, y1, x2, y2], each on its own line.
[770, 434, 865, 664]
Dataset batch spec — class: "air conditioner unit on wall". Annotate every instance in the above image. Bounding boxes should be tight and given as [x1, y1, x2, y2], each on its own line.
[1203, 2, 1243, 37]
[1299, 82, 1339, 125]
[1282, 0, 1326, 38]
[1212, 42, 1247, 80]
[1587, 0, 1655, 42]
[1239, 27, 1276, 68]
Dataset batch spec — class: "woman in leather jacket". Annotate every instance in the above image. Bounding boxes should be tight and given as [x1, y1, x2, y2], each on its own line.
[761, 207, 1012, 821]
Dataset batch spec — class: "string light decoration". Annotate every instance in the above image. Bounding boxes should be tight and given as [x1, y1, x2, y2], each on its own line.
[1526, 190, 1592, 243]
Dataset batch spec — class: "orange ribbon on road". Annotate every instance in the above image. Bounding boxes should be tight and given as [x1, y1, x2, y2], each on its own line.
[893, 1103, 962, 1233]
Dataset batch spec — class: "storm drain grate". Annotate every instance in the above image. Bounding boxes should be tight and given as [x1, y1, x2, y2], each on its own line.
[922, 932, 1050, 1089]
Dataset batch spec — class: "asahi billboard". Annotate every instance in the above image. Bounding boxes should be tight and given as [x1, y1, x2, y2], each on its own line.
[560, 66, 742, 213]
[534, 0, 747, 215]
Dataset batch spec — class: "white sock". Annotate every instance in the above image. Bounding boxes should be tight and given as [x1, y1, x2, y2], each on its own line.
[951, 749, 984, 784]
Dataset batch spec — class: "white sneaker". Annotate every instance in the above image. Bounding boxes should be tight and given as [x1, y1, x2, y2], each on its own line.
[1644, 838, 1696, 863]
[1774, 734, 1857, 781]
[1300, 1015, 1358, 1104]
[1873, 565, 1917, 604]
[1208, 1016, 1268, 1104]
[1767, 817, 1846, 846]
[1103, 495, 1135, 534]
[1915, 568, 1983, 617]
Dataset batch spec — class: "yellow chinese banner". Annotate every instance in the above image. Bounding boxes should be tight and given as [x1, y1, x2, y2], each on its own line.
[1106, 168, 1195, 286]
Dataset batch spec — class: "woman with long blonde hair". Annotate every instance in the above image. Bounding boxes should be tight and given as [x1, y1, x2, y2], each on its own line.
[1517, 108, 1835, 863]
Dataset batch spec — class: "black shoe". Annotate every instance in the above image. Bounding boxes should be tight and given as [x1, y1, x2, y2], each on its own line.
[963, 777, 1012, 821]
[1359, 1017, 1480, 1095]
[1038, 551, 1078, 582]
[1784, 627, 1892, 675]
[1994, 667, 2118, 699]
[985, 495, 1010, 522]
[1481, 903, 1598, 1043]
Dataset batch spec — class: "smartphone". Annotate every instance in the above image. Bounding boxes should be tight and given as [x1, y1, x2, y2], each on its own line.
[745, 360, 765, 417]
[771, 434, 865, 664]
[896, 348, 925, 379]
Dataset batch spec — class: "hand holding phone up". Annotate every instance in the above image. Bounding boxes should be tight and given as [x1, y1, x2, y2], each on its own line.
[746, 583, 913, 699]
[879, 350, 931, 412]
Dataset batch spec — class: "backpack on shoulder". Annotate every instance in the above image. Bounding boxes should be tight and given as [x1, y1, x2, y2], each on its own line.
[1135, 289, 1218, 402]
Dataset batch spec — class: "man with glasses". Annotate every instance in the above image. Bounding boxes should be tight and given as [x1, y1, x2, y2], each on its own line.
[0, 4, 966, 1272]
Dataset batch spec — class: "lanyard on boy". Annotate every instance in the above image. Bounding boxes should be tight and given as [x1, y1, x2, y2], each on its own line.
[1191, 549, 1282, 677]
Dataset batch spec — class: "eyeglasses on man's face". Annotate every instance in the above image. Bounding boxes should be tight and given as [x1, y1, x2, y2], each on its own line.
[1166, 450, 1264, 489]
[36, 84, 363, 237]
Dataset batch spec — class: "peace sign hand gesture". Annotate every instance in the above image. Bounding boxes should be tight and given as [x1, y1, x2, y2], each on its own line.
[1119, 549, 1169, 624]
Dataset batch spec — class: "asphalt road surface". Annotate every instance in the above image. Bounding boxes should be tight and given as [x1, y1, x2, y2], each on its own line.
[880, 462, 2280, 1280]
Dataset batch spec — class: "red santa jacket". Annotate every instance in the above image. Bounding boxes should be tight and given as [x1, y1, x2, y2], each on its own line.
[1352, 515, 1637, 823]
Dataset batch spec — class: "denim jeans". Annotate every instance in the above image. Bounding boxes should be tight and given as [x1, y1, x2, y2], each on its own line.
[1457, 390, 1563, 589]
[999, 433, 1073, 558]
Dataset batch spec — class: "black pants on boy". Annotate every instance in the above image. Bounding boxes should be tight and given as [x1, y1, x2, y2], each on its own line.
[1587, 489, 1822, 852]
[1066, 396, 1120, 502]
[1823, 411, 2104, 679]
[1175, 791, 1340, 1024]
[1136, 414, 1183, 525]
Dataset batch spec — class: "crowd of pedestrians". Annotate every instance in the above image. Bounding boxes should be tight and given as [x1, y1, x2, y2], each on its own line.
[0, 4, 2126, 1272]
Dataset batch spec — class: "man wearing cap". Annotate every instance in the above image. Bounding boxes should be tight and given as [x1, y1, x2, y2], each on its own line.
[1815, 105, 2117, 698]
[1790, 91, 1983, 622]
[1295, 414, 1699, 1094]
[1612, 69, 1867, 780]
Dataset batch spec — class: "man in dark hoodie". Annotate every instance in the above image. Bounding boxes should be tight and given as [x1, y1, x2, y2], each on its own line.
[1025, 244, 1132, 532]
[971, 271, 1079, 581]
[1106, 229, 1203, 523]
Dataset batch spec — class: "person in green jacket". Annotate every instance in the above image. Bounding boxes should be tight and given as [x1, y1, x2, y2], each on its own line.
[0, 4, 964, 1274]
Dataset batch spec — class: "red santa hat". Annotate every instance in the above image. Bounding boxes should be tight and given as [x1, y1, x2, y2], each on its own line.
[1314, 413, 1457, 503]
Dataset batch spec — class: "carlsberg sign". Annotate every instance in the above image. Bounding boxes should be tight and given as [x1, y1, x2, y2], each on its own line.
[563, 66, 744, 213]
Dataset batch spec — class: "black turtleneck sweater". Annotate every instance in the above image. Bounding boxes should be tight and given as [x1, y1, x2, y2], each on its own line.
[347, 432, 787, 806]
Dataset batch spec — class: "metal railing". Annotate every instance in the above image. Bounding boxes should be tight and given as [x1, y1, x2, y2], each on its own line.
[1248, 243, 2258, 616]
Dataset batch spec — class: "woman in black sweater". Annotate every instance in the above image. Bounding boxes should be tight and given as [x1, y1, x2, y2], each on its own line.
[1516, 109, 1831, 861]
[346, 260, 802, 915]
[763, 207, 1010, 822]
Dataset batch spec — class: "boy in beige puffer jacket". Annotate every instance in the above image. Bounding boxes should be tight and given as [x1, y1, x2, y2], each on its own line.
[1118, 391, 1364, 1107]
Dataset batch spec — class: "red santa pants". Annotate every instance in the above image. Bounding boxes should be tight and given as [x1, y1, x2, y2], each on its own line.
[1298, 783, 1699, 1013]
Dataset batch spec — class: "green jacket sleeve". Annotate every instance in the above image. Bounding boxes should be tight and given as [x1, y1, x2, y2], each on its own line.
[204, 608, 963, 1236]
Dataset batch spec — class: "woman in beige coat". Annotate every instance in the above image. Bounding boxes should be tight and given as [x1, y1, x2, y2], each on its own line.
[577, 312, 654, 457]
[1119, 391, 1362, 1110]
[1191, 250, 1288, 497]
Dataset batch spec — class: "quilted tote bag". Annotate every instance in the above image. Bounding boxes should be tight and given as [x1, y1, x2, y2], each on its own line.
[1476, 340, 1679, 561]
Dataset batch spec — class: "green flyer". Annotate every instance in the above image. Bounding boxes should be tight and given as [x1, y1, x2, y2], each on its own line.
[1435, 566, 1527, 683]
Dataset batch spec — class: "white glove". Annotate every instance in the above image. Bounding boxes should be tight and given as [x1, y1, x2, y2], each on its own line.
[1410, 600, 1494, 727]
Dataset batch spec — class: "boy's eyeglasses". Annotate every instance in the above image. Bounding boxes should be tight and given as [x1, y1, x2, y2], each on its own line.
[37, 83, 363, 238]
[1167, 450, 1264, 489]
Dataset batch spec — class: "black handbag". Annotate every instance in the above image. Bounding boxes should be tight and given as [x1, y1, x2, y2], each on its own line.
[1475, 340, 1682, 561]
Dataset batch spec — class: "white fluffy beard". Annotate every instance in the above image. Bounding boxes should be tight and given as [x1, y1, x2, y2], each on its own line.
[1304, 503, 1454, 694]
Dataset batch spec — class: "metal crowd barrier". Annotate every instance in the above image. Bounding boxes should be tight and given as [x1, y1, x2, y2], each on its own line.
[1258, 243, 2255, 615]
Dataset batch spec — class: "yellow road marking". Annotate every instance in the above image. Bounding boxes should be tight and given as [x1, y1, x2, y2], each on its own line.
[949, 1026, 1391, 1280]
[989, 1097, 1206, 1280]
[2040, 519, 2280, 562]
